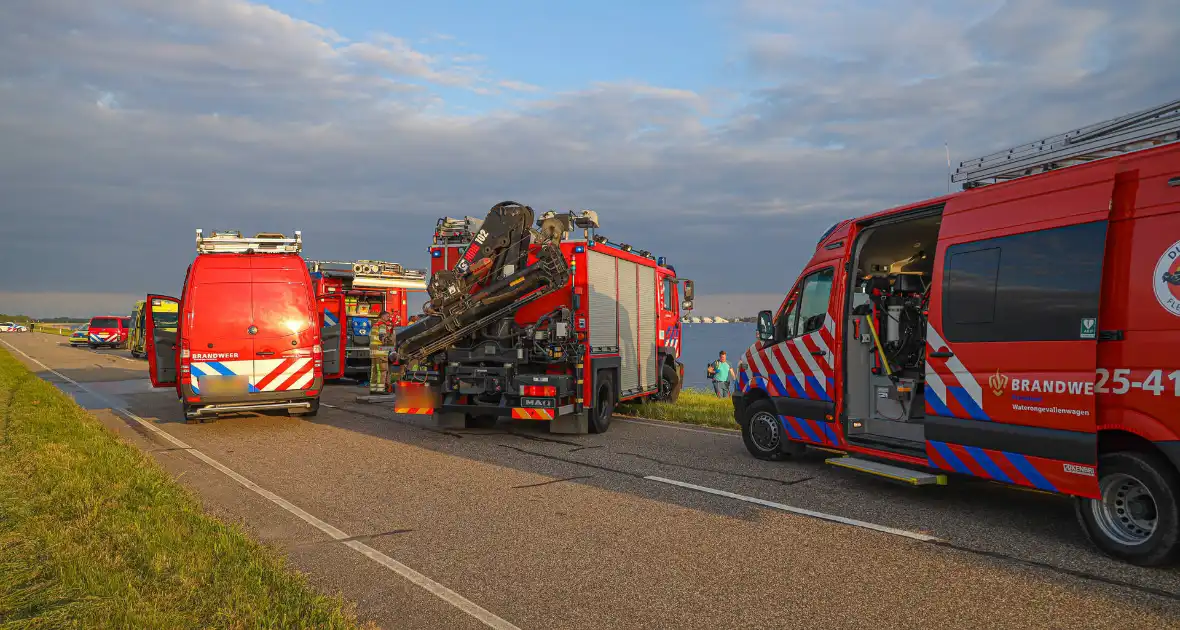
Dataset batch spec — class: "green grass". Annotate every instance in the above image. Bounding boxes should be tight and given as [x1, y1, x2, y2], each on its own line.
[618, 388, 739, 430]
[0, 348, 369, 629]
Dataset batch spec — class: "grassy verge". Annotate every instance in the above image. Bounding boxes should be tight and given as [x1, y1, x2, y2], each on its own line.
[0, 347, 368, 629]
[618, 387, 739, 430]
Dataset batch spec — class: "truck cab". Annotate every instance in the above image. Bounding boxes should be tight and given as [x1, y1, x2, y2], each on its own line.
[734, 101, 1180, 567]
[145, 230, 339, 421]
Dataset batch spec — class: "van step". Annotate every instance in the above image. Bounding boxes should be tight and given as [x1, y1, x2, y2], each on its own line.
[825, 457, 946, 486]
[356, 394, 397, 403]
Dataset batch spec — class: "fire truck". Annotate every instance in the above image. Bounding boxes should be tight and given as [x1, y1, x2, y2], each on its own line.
[734, 97, 1180, 566]
[430, 215, 485, 275]
[306, 260, 428, 380]
[383, 201, 693, 434]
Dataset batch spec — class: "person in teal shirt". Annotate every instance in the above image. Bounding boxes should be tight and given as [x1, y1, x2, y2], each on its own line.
[710, 350, 733, 397]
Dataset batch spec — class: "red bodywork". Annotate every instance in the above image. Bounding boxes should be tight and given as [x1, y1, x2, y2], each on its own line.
[85, 315, 129, 348]
[736, 141, 1180, 501]
[146, 252, 326, 416]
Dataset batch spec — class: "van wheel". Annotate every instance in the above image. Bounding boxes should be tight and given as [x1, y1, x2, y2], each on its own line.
[741, 399, 805, 461]
[589, 372, 615, 434]
[88, 343, 97, 349]
[1076, 451, 1180, 567]
[290, 400, 320, 417]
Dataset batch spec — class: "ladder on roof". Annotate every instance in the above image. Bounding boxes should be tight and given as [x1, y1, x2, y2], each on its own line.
[952, 97, 1180, 189]
[196, 229, 302, 254]
[306, 259, 428, 290]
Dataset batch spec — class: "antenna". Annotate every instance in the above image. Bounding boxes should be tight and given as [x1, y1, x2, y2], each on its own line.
[945, 141, 951, 194]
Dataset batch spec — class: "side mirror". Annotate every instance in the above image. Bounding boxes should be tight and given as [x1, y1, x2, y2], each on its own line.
[682, 299, 694, 311]
[682, 279, 694, 301]
[757, 310, 774, 342]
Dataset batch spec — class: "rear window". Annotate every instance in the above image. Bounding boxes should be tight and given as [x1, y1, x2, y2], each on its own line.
[90, 317, 119, 328]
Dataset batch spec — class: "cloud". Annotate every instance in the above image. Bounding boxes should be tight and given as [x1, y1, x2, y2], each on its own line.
[0, 0, 1177, 319]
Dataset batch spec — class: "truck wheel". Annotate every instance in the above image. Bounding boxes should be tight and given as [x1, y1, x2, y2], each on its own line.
[1076, 451, 1180, 567]
[589, 372, 615, 434]
[656, 364, 680, 403]
[741, 399, 805, 461]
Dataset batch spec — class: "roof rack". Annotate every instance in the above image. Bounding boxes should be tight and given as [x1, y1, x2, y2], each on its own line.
[953, 97, 1180, 189]
[196, 229, 302, 254]
[433, 216, 485, 246]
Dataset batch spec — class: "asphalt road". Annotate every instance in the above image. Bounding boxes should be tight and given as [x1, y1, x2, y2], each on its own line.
[5, 331, 1180, 629]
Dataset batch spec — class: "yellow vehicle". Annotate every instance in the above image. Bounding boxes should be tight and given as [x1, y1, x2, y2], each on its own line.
[129, 297, 178, 358]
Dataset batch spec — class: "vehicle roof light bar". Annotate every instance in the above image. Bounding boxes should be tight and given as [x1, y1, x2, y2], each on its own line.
[953, 97, 1180, 189]
[196, 229, 302, 254]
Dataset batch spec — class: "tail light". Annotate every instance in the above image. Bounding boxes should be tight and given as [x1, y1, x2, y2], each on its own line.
[312, 343, 323, 372]
[521, 385, 556, 397]
[179, 338, 191, 386]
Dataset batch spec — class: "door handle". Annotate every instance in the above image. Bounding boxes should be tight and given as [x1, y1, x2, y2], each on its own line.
[811, 350, 826, 356]
[256, 351, 275, 357]
[930, 350, 954, 358]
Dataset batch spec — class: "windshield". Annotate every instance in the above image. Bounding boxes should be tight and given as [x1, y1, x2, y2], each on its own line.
[90, 317, 119, 328]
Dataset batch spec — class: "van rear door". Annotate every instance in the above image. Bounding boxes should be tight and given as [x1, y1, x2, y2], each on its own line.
[925, 165, 1114, 498]
[250, 262, 317, 393]
[318, 293, 346, 379]
[145, 295, 180, 388]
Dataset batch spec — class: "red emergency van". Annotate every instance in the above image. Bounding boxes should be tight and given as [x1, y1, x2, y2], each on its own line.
[86, 315, 130, 349]
[735, 99, 1180, 565]
[145, 230, 346, 421]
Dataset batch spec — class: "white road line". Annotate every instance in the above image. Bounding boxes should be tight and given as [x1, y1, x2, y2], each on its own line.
[0, 339, 521, 630]
[645, 476, 940, 542]
[618, 417, 740, 436]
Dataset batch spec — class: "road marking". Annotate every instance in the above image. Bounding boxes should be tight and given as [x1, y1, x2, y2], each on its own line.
[0, 339, 521, 630]
[644, 476, 940, 542]
[618, 417, 740, 436]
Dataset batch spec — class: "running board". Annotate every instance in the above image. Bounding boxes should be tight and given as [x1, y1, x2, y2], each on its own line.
[825, 457, 947, 486]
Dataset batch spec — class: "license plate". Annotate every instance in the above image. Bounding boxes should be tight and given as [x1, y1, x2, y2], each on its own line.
[200, 375, 250, 395]
[521, 397, 555, 408]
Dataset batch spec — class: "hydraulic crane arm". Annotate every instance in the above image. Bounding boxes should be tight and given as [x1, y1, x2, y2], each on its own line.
[394, 201, 578, 365]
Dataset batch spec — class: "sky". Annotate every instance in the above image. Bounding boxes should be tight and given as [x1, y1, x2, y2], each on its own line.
[1, 0, 1178, 318]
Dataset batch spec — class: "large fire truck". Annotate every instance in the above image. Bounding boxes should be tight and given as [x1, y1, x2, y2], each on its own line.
[430, 215, 484, 275]
[306, 260, 428, 380]
[383, 201, 693, 434]
[734, 97, 1180, 566]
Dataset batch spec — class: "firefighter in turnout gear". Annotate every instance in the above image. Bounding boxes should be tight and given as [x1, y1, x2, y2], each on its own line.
[369, 311, 397, 394]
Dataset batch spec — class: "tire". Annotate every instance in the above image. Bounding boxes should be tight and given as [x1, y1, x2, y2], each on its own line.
[88, 343, 97, 349]
[588, 372, 615, 434]
[654, 363, 680, 404]
[290, 399, 321, 417]
[741, 398, 805, 461]
[1075, 451, 1180, 567]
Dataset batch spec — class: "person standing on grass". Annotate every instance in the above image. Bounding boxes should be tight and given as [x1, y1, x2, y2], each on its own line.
[710, 350, 733, 398]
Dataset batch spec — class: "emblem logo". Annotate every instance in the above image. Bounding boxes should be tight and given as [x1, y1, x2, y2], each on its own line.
[988, 369, 1008, 397]
[1153, 239, 1180, 317]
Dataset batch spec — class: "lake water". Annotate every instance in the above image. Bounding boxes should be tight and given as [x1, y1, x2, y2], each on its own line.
[678, 322, 757, 389]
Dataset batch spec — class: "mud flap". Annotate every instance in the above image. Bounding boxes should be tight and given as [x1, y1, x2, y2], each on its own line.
[550, 411, 589, 434]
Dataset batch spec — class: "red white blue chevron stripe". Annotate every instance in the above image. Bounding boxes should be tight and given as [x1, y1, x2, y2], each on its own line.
[663, 325, 680, 356]
[779, 415, 841, 447]
[188, 358, 315, 394]
[923, 324, 990, 421]
[738, 313, 835, 402]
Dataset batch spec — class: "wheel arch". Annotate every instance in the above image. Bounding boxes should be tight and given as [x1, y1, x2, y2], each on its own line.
[1099, 428, 1180, 478]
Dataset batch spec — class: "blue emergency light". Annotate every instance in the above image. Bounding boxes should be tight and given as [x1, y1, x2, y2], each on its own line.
[574, 244, 586, 253]
[658, 256, 667, 266]
[431, 249, 442, 258]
